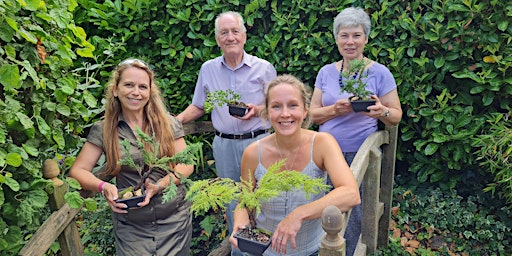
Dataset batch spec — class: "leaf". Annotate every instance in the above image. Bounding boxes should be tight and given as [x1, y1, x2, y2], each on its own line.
[19, 27, 38, 44]
[5, 176, 20, 191]
[64, 191, 84, 209]
[25, 190, 49, 208]
[52, 129, 66, 149]
[35, 116, 51, 139]
[424, 143, 439, 155]
[22, 143, 39, 157]
[83, 198, 98, 211]
[0, 64, 21, 90]
[66, 177, 82, 190]
[6, 153, 22, 167]
[56, 104, 71, 116]
[16, 112, 34, 130]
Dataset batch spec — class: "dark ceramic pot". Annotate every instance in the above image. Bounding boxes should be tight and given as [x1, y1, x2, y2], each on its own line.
[229, 105, 248, 117]
[116, 187, 145, 209]
[350, 98, 376, 112]
[234, 229, 271, 255]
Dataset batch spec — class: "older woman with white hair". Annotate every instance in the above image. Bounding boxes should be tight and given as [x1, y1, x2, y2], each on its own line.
[310, 6, 402, 256]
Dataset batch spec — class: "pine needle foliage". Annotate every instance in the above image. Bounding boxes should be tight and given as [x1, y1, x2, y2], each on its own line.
[186, 159, 330, 229]
[118, 127, 203, 203]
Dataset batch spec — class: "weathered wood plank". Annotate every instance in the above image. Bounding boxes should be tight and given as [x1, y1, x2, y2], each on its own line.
[18, 204, 81, 256]
[377, 125, 398, 248]
[207, 237, 231, 256]
[183, 121, 215, 135]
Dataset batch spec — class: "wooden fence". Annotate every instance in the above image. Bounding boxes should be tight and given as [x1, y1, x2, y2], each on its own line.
[18, 121, 398, 256]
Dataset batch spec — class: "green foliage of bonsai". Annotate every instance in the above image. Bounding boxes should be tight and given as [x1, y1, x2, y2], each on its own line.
[119, 128, 203, 203]
[203, 89, 242, 114]
[185, 159, 330, 231]
[340, 58, 372, 100]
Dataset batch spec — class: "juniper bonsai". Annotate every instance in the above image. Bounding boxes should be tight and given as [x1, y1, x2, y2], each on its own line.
[185, 159, 330, 234]
[118, 127, 202, 203]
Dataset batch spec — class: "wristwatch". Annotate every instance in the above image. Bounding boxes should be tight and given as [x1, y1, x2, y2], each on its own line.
[384, 108, 390, 118]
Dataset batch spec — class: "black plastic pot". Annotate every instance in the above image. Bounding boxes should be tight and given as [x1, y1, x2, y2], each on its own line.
[229, 105, 248, 117]
[350, 98, 376, 112]
[116, 187, 145, 209]
[234, 230, 271, 255]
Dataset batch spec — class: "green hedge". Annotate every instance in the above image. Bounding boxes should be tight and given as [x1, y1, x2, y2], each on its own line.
[1, 0, 511, 254]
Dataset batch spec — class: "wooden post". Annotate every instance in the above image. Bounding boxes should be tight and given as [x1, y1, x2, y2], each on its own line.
[319, 205, 345, 256]
[361, 147, 382, 254]
[377, 125, 398, 248]
[43, 159, 84, 256]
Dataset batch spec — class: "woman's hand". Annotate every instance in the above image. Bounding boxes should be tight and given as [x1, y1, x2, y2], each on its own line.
[270, 212, 303, 254]
[229, 224, 247, 250]
[138, 179, 161, 207]
[333, 98, 352, 116]
[101, 182, 128, 213]
[364, 95, 387, 118]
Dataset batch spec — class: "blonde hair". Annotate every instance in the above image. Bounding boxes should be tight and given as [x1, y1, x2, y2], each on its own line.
[260, 74, 312, 128]
[103, 59, 176, 175]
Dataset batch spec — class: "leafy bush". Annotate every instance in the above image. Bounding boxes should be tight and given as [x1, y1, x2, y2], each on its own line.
[382, 186, 512, 255]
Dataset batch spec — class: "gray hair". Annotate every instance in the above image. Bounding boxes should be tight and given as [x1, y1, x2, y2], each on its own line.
[333, 7, 371, 39]
[214, 11, 247, 37]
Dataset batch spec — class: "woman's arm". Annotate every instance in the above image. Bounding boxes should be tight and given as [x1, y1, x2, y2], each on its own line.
[229, 142, 259, 249]
[369, 88, 402, 126]
[69, 142, 128, 213]
[310, 88, 352, 125]
[68, 142, 105, 192]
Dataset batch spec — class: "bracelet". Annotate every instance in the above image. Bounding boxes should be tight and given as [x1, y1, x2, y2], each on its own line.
[98, 181, 106, 193]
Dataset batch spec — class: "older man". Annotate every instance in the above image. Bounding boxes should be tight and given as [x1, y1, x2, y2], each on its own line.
[177, 11, 277, 256]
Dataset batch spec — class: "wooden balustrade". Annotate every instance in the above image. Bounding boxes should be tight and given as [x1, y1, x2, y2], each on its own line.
[19, 121, 397, 256]
[319, 125, 398, 256]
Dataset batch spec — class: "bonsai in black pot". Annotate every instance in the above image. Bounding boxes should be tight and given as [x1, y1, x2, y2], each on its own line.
[204, 89, 248, 117]
[185, 159, 329, 254]
[117, 128, 202, 206]
[339, 58, 375, 112]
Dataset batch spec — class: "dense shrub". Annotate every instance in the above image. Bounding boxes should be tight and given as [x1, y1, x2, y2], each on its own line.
[378, 185, 512, 255]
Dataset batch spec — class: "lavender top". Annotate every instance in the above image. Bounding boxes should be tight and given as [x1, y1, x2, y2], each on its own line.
[314, 62, 396, 152]
[191, 52, 276, 134]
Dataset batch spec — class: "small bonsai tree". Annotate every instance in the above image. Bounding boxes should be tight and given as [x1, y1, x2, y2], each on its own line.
[185, 159, 330, 239]
[339, 58, 371, 100]
[118, 128, 202, 203]
[203, 89, 246, 114]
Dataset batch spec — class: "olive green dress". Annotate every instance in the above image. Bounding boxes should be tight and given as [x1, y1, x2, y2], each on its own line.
[87, 115, 192, 256]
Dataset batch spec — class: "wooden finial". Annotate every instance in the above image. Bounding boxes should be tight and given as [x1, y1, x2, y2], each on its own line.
[43, 159, 63, 186]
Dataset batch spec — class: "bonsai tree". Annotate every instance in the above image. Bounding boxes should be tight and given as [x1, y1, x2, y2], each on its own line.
[185, 159, 330, 251]
[203, 89, 248, 116]
[118, 128, 202, 203]
[339, 58, 371, 101]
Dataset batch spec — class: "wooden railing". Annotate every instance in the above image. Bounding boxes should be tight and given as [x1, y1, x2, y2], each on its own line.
[19, 121, 397, 256]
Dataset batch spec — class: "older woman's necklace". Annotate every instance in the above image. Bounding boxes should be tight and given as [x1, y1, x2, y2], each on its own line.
[274, 134, 303, 171]
[339, 59, 362, 88]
